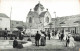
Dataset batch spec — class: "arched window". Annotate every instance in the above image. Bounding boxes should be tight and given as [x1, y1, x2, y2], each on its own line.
[46, 17, 49, 23]
[29, 17, 32, 23]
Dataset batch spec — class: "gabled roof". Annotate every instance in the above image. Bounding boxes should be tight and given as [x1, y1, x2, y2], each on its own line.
[28, 11, 39, 18]
[0, 13, 9, 18]
[39, 11, 47, 17]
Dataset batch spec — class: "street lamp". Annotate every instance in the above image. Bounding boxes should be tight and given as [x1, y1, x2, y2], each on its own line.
[54, 11, 56, 32]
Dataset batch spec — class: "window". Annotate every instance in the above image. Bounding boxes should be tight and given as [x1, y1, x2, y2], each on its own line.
[46, 17, 49, 23]
[29, 17, 32, 23]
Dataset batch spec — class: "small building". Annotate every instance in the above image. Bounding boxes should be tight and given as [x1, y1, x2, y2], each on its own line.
[0, 13, 10, 30]
[11, 20, 25, 31]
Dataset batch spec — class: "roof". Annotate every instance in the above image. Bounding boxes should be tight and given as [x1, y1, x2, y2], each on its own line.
[0, 13, 9, 18]
[28, 11, 39, 17]
[39, 11, 47, 17]
[51, 15, 80, 28]
[34, 2, 44, 11]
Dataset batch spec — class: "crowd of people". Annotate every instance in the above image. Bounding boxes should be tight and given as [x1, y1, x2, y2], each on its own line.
[3, 28, 75, 48]
[54, 30, 75, 48]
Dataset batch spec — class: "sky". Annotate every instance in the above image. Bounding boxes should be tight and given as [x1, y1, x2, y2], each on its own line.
[0, 0, 80, 22]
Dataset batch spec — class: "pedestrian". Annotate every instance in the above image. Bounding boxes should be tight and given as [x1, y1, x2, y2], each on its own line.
[40, 31, 46, 46]
[19, 31, 24, 40]
[43, 32, 47, 45]
[61, 33, 64, 41]
[35, 31, 41, 46]
[40, 32, 45, 46]
[68, 35, 75, 48]
[59, 33, 61, 40]
[13, 39, 18, 48]
[66, 36, 70, 47]
[4, 28, 8, 40]
[48, 31, 51, 40]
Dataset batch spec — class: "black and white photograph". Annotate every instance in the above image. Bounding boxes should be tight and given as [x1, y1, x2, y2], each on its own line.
[0, 0, 80, 51]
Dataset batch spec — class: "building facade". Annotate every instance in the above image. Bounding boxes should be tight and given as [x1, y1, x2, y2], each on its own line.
[50, 14, 80, 34]
[0, 13, 10, 30]
[26, 2, 51, 34]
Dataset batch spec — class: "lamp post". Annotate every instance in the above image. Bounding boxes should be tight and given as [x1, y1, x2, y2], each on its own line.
[54, 11, 56, 32]
[10, 7, 12, 31]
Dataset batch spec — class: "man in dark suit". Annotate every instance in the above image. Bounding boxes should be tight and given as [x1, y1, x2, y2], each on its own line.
[35, 31, 41, 46]
[4, 28, 8, 40]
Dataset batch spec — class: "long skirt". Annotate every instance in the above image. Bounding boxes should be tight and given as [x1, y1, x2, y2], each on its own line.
[41, 37, 45, 46]
[68, 41, 75, 48]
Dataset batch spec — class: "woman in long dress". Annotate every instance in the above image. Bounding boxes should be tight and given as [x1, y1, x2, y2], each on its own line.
[55, 31, 60, 39]
[40, 32, 45, 46]
[68, 35, 75, 48]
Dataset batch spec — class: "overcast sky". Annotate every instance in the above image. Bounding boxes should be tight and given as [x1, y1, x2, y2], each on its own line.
[0, 0, 80, 22]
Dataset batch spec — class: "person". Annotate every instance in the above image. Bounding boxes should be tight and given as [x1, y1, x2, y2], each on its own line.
[43, 32, 47, 45]
[4, 28, 8, 40]
[13, 39, 18, 48]
[19, 31, 24, 40]
[40, 32, 45, 46]
[35, 31, 41, 46]
[59, 33, 61, 40]
[48, 31, 51, 40]
[68, 35, 75, 48]
[61, 33, 64, 41]
[55, 31, 59, 39]
[19, 30, 22, 40]
[55, 31, 57, 36]
[66, 36, 70, 47]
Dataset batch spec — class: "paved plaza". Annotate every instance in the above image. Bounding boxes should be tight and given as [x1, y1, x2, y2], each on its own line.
[0, 37, 80, 51]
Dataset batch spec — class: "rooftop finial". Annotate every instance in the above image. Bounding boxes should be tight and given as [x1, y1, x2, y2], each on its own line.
[38, 1, 40, 4]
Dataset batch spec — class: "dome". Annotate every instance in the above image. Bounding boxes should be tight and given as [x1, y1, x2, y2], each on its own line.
[0, 13, 9, 18]
[34, 2, 44, 11]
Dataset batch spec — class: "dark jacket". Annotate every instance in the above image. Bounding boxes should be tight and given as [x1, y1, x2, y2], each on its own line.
[13, 40, 18, 48]
[35, 33, 41, 40]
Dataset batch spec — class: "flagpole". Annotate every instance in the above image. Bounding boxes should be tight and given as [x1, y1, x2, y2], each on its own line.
[10, 6, 12, 31]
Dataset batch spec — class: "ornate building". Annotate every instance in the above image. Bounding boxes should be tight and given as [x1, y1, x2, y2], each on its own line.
[26, 2, 51, 34]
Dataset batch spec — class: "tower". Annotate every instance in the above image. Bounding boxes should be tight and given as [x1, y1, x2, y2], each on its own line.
[34, 2, 44, 15]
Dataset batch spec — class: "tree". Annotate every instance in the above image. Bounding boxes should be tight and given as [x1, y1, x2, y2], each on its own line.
[16, 26, 23, 31]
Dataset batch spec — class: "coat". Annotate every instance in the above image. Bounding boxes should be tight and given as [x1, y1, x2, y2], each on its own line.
[35, 33, 41, 40]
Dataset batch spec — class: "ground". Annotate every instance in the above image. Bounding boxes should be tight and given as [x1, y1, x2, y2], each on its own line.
[0, 37, 80, 51]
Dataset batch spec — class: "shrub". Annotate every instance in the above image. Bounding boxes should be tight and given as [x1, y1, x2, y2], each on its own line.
[73, 35, 80, 41]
